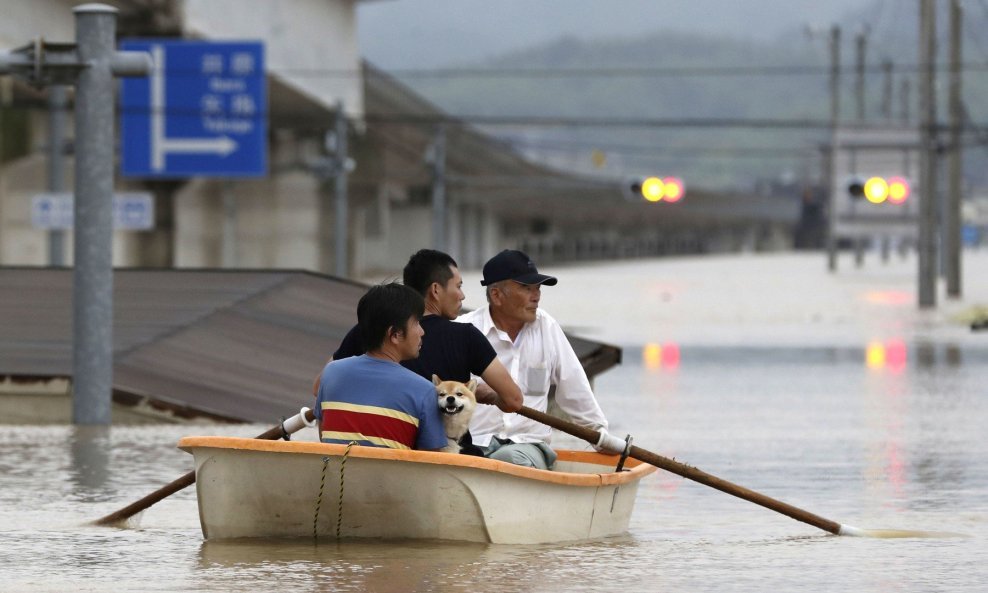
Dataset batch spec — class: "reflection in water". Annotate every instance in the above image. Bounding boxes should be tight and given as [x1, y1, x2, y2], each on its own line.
[197, 538, 566, 593]
[863, 290, 913, 306]
[865, 339, 907, 373]
[2, 338, 986, 592]
[642, 342, 680, 371]
[864, 341, 968, 373]
[69, 426, 113, 503]
[915, 342, 936, 368]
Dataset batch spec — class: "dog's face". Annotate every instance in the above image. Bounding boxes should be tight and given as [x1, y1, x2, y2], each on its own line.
[432, 375, 477, 422]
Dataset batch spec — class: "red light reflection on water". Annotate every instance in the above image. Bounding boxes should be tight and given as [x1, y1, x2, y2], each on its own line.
[643, 342, 681, 370]
[863, 290, 913, 306]
[885, 339, 907, 371]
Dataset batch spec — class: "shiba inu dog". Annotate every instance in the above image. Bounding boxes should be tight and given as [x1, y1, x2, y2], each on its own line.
[432, 375, 478, 454]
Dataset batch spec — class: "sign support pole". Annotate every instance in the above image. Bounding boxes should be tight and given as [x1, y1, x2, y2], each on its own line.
[1, 4, 151, 425]
[73, 4, 119, 425]
[48, 85, 68, 267]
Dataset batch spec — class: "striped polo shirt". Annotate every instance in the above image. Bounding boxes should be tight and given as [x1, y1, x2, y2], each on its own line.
[315, 354, 446, 451]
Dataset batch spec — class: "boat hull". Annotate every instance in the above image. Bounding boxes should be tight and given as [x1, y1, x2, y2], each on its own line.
[178, 436, 655, 544]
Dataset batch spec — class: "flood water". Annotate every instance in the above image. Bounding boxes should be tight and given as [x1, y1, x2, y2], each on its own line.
[2, 253, 987, 592]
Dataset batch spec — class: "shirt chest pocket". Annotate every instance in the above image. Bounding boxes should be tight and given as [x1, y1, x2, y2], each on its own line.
[524, 362, 549, 395]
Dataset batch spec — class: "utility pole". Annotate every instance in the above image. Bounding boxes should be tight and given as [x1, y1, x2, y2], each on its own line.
[900, 78, 911, 125]
[309, 102, 353, 278]
[333, 101, 349, 278]
[918, 0, 938, 309]
[429, 123, 447, 252]
[946, 0, 963, 298]
[825, 25, 841, 272]
[0, 4, 151, 425]
[855, 28, 868, 121]
[48, 85, 68, 266]
[880, 60, 893, 121]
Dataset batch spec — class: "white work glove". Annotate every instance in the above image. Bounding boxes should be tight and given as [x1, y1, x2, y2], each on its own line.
[594, 429, 627, 454]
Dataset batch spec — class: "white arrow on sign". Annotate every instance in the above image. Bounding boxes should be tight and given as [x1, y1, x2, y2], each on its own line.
[150, 44, 238, 171]
[158, 135, 238, 157]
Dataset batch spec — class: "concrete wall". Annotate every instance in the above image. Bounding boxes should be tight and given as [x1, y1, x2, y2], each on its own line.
[0, 154, 150, 266]
[183, 0, 364, 116]
[173, 172, 323, 270]
[0, 0, 76, 49]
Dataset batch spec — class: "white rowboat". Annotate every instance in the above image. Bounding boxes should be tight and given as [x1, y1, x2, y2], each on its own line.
[179, 436, 656, 544]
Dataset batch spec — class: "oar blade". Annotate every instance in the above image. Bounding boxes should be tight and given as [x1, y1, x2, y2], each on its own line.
[839, 525, 968, 538]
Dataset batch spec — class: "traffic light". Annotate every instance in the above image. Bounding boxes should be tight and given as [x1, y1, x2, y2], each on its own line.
[846, 175, 910, 205]
[623, 176, 685, 203]
[886, 176, 910, 204]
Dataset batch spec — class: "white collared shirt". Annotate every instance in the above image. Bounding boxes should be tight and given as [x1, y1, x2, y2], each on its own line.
[456, 306, 608, 447]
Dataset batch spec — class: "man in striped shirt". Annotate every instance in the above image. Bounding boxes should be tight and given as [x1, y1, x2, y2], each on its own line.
[315, 283, 447, 451]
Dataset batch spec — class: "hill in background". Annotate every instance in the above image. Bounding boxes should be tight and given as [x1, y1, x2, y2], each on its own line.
[379, 9, 988, 191]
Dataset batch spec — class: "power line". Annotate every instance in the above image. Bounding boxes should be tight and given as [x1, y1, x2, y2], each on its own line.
[5, 99, 988, 132]
[497, 136, 815, 158]
[83, 61, 988, 81]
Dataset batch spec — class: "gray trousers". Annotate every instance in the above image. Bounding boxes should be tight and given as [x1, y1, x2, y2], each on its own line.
[482, 437, 558, 470]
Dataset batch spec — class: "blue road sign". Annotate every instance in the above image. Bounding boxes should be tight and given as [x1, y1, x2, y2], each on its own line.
[120, 40, 267, 178]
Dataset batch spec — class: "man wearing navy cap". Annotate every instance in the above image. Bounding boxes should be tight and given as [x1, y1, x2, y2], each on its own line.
[457, 249, 625, 469]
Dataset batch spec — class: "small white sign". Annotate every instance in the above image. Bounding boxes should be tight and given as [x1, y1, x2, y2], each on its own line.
[31, 192, 155, 230]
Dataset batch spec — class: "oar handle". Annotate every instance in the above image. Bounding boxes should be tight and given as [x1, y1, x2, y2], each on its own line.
[516, 405, 843, 536]
[93, 407, 316, 526]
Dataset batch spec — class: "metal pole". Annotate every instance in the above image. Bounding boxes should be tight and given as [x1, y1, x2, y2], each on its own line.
[826, 25, 841, 272]
[900, 78, 911, 125]
[48, 85, 68, 266]
[333, 101, 349, 278]
[918, 0, 937, 309]
[946, 0, 963, 298]
[221, 180, 237, 267]
[855, 30, 867, 121]
[72, 4, 117, 424]
[881, 60, 893, 121]
[431, 123, 447, 252]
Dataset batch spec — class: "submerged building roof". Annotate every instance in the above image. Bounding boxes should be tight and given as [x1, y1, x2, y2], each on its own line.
[0, 268, 620, 423]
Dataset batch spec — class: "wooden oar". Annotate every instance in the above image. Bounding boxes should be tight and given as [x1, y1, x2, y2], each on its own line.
[92, 407, 316, 526]
[517, 405, 924, 538]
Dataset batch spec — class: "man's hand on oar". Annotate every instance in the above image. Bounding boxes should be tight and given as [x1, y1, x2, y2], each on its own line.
[515, 405, 959, 539]
[92, 407, 317, 527]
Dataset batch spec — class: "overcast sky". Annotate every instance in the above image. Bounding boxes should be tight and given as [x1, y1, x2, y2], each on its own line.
[357, 0, 866, 69]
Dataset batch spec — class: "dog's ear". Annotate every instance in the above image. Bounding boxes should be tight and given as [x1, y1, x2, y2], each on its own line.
[466, 379, 477, 392]
[432, 374, 441, 386]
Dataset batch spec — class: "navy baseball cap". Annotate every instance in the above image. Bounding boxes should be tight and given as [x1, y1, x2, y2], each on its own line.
[480, 250, 558, 287]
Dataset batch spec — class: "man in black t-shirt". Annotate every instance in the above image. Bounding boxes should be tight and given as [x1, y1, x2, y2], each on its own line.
[324, 250, 523, 454]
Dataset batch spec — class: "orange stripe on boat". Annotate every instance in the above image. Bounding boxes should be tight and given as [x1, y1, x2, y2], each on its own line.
[178, 436, 657, 487]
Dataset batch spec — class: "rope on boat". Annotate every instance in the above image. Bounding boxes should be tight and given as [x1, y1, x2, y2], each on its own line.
[336, 441, 357, 539]
[312, 442, 358, 540]
[313, 456, 331, 539]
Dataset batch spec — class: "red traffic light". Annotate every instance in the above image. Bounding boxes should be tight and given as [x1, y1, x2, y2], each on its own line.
[663, 177, 684, 203]
[887, 176, 910, 204]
